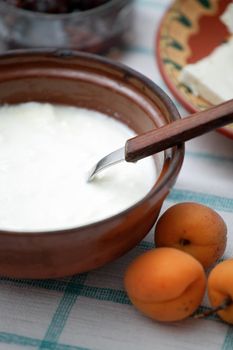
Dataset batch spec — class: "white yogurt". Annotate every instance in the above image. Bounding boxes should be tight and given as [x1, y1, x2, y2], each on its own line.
[0, 102, 156, 231]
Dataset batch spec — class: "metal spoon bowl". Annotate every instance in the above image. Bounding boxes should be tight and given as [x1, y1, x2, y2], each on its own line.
[88, 99, 233, 181]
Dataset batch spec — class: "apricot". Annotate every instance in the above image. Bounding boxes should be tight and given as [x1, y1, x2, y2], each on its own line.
[154, 202, 227, 269]
[124, 248, 206, 322]
[208, 259, 233, 324]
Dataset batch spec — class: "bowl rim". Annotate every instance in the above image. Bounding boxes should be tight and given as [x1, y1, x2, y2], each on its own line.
[0, 0, 133, 19]
[0, 49, 185, 236]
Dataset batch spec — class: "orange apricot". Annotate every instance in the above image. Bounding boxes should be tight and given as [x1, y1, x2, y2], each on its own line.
[154, 202, 227, 269]
[124, 247, 206, 322]
[208, 259, 233, 324]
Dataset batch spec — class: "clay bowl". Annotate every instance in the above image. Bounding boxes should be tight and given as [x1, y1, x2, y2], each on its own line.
[0, 50, 184, 279]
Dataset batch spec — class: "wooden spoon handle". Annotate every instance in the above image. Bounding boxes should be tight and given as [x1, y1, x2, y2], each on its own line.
[125, 99, 233, 162]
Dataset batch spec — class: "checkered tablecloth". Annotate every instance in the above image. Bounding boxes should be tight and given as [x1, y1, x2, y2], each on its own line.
[0, 1, 233, 349]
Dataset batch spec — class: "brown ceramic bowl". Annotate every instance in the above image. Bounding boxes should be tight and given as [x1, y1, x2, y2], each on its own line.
[0, 50, 184, 279]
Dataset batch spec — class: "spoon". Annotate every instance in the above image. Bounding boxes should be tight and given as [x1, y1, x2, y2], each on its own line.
[88, 99, 233, 181]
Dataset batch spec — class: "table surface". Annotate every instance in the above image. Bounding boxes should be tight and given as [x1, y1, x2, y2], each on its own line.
[0, 1, 233, 349]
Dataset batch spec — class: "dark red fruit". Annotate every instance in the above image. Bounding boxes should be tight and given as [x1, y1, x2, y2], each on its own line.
[3, 0, 110, 13]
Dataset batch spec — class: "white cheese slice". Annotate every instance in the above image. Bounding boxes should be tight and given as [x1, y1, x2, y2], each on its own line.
[180, 39, 233, 104]
[180, 2, 233, 105]
[221, 2, 233, 34]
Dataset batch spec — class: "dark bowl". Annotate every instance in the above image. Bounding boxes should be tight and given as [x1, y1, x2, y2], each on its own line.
[0, 49, 184, 279]
[0, 0, 133, 52]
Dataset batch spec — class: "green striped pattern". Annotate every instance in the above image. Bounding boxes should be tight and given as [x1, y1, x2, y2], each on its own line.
[168, 189, 233, 213]
[0, 183, 232, 349]
[0, 186, 232, 349]
[0, 332, 89, 350]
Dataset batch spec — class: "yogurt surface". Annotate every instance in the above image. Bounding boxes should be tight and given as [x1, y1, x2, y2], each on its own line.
[0, 102, 156, 231]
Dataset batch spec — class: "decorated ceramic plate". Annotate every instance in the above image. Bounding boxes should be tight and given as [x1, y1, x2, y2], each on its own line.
[156, 0, 233, 139]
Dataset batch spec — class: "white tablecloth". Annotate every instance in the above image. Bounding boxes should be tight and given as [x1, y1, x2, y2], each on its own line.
[0, 1, 233, 349]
